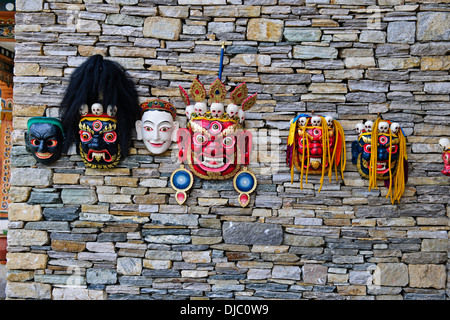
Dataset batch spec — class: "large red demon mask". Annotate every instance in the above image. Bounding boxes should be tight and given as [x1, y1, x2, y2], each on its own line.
[177, 118, 251, 180]
[171, 78, 257, 207]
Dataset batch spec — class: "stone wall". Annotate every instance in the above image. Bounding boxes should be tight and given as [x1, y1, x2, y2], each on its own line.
[6, 0, 449, 300]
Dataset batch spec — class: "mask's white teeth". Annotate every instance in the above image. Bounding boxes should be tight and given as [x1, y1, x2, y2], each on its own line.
[202, 156, 225, 168]
[377, 162, 387, 170]
[93, 152, 105, 161]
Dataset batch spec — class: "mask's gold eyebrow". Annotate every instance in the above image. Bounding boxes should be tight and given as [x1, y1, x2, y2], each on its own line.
[99, 123, 117, 134]
[79, 122, 95, 134]
[221, 125, 239, 136]
[189, 121, 209, 136]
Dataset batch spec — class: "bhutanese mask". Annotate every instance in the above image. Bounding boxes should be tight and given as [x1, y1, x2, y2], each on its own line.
[136, 99, 179, 155]
[438, 138, 450, 176]
[171, 79, 258, 207]
[25, 117, 64, 164]
[287, 114, 346, 192]
[78, 103, 121, 169]
[351, 118, 408, 203]
[59, 55, 140, 170]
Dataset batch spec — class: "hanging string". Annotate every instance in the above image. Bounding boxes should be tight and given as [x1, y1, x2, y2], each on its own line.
[288, 118, 297, 184]
[392, 129, 407, 203]
[387, 122, 393, 202]
[291, 115, 347, 192]
[336, 121, 346, 181]
[290, 142, 295, 184]
[369, 118, 381, 191]
[367, 117, 407, 203]
[329, 119, 338, 182]
[318, 116, 327, 193]
[305, 133, 311, 185]
[300, 126, 306, 189]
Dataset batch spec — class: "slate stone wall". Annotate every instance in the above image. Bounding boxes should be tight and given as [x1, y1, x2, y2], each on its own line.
[6, 0, 449, 300]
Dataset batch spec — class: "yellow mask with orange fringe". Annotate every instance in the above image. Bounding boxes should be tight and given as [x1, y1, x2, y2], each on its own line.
[287, 115, 346, 193]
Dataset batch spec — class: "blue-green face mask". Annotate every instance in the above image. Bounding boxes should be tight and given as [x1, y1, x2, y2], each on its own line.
[25, 117, 64, 164]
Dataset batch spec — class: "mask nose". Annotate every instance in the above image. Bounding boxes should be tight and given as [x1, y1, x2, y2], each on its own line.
[88, 136, 101, 150]
[204, 138, 222, 157]
[37, 140, 48, 153]
[153, 129, 161, 140]
[378, 147, 389, 161]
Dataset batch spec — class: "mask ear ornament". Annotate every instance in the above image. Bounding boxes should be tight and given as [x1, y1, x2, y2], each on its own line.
[173, 78, 258, 207]
[170, 164, 194, 205]
[351, 117, 408, 203]
[438, 138, 450, 176]
[233, 167, 257, 207]
[287, 114, 346, 193]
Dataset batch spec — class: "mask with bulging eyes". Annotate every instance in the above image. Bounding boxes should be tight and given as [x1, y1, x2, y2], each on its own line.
[287, 114, 346, 193]
[78, 115, 120, 169]
[354, 132, 400, 179]
[25, 117, 64, 164]
[173, 79, 258, 208]
[58, 54, 141, 170]
[351, 118, 408, 203]
[177, 118, 252, 179]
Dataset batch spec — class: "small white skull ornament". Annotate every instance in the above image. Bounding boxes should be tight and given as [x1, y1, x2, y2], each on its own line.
[311, 116, 321, 127]
[355, 123, 365, 135]
[238, 109, 245, 124]
[226, 103, 239, 118]
[194, 102, 207, 117]
[91, 103, 104, 116]
[299, 117, 307, 127]
[107, 105, 118, 117]
[378, 121, 389, 134]
[210, 103, 224, 118]
[438, 138, 450, 151]
[185, 105, 195, 119]
[390, 122, 400, 135]
[79, 104, 89, 116]
[364, 120, 373, 132]
[325, 116, 334, 128]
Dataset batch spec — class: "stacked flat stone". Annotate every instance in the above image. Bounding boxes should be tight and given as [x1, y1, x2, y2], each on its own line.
[6, 0, 449, 300]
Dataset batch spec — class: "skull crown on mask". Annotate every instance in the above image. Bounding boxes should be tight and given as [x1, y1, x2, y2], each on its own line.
[352, 119, 404, 180]
[173, 78, 258, 208]
[58, 54, 140, 170]
[286, 114, 347, 194]
[176, 79, 256, 179]
[351, 118, 408, 204]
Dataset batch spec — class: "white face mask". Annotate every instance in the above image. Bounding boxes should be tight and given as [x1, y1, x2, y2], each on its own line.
[136, 110, 179, 155]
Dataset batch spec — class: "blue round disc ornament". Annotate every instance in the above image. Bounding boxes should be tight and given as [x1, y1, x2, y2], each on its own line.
[234, 171, 255, 193]
[172, 169, 192, 191]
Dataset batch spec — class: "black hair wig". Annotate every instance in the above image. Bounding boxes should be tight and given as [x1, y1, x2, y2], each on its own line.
[59, 54, 139, 157]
